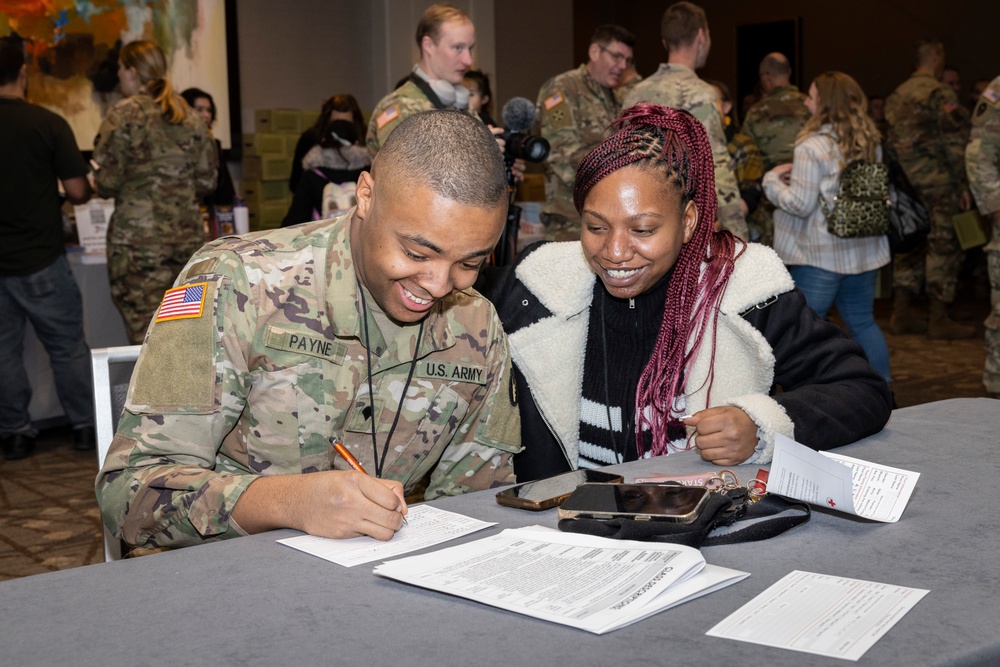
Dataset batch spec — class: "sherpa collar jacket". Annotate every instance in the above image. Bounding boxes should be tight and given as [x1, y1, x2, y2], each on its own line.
[478, 241, 893, 481]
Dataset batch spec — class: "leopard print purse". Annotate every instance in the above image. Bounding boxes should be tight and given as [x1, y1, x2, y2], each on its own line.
[821, 160, 891, 238]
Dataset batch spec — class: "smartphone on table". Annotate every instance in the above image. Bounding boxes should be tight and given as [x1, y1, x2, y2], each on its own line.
[495, 470, 624, 511]
[557, 483, 710, 524]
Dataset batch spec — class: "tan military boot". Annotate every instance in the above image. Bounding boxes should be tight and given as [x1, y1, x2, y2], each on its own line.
[927, 297, 976, 339]
[890, 289, 927, 335]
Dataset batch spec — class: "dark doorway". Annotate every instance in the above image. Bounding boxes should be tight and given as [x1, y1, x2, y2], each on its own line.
[736, 19, 801, 119]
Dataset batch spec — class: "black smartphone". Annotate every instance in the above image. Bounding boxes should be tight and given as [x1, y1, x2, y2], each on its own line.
[557, 483, 710, 523]
[495, 470, 625, 511]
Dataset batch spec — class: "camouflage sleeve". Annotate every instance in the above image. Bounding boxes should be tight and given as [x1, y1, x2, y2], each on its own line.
[194, 128, 219, 198]
[729, 132, 765, 187]
[425, 307, 521, 498]
[96, 246, 258, 550]
[966, 87, 1000, 215]
[537, 79, 587, 192]
[933, 87, 971, 189]
[366, 90, 435, 157]
[93, 101, 135, 198]
[689, 101, 748, 238]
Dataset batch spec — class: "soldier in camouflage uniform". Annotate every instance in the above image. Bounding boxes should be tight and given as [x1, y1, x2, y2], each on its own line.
[622, 2, 747, 239]
[367, 4, 480, 156]
[536, 25, 634, 241]
[97, 110, 521, 551]
[741, 53, 811, 246]
[94, 41, 217, 345]
[965, 76, 1000, 395]
[886, 40, 975, 339]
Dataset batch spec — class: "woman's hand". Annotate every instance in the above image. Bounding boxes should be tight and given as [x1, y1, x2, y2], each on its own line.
[767, 162, 794, 185]
[683, 406, 759, 466]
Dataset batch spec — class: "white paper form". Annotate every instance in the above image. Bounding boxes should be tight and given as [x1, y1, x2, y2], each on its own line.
[374, 527, 749, 634]
[706, 570, 928, 661]
[277, 505, 495, 567]
[768, 434, 920, 522]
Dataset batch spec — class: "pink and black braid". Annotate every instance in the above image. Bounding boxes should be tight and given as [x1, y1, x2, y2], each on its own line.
[574, 103, 745, 457]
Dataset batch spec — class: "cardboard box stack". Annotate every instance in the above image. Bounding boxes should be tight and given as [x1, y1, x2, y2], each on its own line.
[241, 108, 315, 230]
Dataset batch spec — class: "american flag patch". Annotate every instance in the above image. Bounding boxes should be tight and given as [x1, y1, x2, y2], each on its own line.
[984, 88, 999, 103]
[376, 105, 399, 129]
[155, 282, 208, 322]
[944, 101, 958, 113]
[544, 92, 564, 110]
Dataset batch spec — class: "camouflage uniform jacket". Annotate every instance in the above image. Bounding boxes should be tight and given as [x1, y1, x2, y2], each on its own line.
[886, 71, 970, 192]
[94, 92, 217, 245]
[536, 64, 620, 220]
[623, 63, 748, 238]
[966, 76, 1000, 215]
[741, 85, 811, 171]
[366, 80, 480, 156]
[97, 213, 521, 549]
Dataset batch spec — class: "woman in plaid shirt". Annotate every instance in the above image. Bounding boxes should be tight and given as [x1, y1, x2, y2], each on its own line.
[763, 72, 891, 382]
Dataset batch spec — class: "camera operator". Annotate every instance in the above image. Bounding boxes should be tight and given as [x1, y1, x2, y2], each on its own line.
[536, 25, 635, 241]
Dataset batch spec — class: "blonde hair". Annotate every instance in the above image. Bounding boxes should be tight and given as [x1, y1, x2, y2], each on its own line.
[798, 71, 879, 164]
[119, 40, 187, 124]
[415, 4, 470, 47]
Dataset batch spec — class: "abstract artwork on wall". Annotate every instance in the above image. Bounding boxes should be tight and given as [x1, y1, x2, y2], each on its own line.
[1, 0, 237, 150]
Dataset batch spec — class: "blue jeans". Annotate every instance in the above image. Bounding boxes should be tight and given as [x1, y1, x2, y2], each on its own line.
[0, 255, 94, 437]
[788, 265, 892, 382]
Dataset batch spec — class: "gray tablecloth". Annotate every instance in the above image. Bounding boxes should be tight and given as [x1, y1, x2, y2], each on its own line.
[2, 398, 998, 666]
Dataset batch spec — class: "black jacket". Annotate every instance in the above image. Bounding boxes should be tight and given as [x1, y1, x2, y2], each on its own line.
[478, 241, 893, 481]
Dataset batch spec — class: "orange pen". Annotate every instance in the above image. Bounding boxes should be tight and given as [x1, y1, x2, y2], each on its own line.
[333, 438, 369, 474]
[331, 438, 407, 525]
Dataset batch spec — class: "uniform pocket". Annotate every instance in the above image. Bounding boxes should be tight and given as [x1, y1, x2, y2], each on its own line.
[377, 380, 469, 484]
[245, 358, 329, 473]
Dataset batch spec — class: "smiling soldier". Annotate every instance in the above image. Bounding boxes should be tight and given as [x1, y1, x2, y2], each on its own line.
[97, 110, 521, 551]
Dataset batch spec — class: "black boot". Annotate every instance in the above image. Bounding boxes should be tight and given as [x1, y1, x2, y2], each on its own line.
[2, 434, 35, 460]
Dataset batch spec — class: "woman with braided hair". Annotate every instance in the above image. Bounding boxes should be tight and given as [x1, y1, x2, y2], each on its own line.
[480, 103, 891, 482]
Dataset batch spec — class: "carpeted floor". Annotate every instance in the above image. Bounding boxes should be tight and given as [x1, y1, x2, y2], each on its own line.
[0, 294, 992, 581]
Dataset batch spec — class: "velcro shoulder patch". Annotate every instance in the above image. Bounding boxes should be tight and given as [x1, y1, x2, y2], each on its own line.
[376, 105, 399, 129]
[983, 87, 999, 104]
[544, 92, 565, 110]
[543, 91, 573, 132]
[155, 282, 208, 323]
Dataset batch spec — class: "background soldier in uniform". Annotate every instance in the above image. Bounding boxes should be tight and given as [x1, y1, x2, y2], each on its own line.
[536, 24, 635, 241]
[966, 75, 1000, 396]
[367, 4, 478, 155]
[742, 52, 811, 246]
[97, 110, 521, 551]
[623, 1, 748, 239]
[886, 39, 975, 339]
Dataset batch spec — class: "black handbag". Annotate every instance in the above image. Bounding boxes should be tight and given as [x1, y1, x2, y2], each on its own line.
[558, 487, 810, 549]
[884, 148, 931, 253]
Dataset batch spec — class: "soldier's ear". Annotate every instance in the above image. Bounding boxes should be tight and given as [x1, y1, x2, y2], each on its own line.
[355, 171, 374, 219]
[588, 42, 601, 63]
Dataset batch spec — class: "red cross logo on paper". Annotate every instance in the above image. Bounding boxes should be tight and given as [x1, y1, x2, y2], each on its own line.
[826, 498, 837, 508]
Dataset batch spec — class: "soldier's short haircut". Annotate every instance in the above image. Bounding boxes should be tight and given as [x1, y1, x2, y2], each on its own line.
[416, 3, 471, 47]
[371, 109, 507, 209]
[0, 38, 25, 87]
[759, 53, 791, 78]
[914, 39, 944, 69]
[591, 24, 636, 50]
[661, 1, 708, 50]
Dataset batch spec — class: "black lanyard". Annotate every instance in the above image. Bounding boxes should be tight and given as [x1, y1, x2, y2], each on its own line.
[357, 284, 424, 478]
